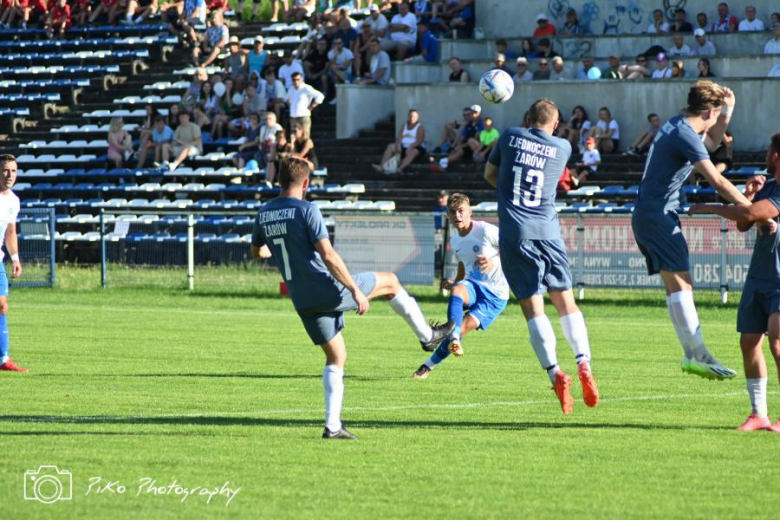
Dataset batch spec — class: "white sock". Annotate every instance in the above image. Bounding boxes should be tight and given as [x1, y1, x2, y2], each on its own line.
[527, 315, 558, 384]
[0, 355, 8, 364]
[388, 288, 432, 342]
[668, 291, 708, 360]
[560, 311, 591, 365]
[323, 365, 344, 432]
[125, 12, 133, 21]
[746, 377, 768, 417]
[666, 295, 692, 359]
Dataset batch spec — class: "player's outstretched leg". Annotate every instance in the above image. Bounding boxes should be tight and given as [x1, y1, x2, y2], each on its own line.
[320, 332, 357, 440]
[550, 290, 599, 407]
[0, 294, 25, 373]
[661, 272, 736, 380]
[738, 333, 771, 431]
[412, 315, 481, 379]
[368, 272, 454, 351]
[521, 295, 573, 415]
[446, 283, 471, 357]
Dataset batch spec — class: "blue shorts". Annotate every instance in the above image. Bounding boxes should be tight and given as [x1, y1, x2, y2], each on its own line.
[0, 262, 7, 297]
[500, 238, 572, 300]
[298, 272, 377, 345]
[458, 279, 508, 330]
[737, 279, 780, 334]
[632, 210, 690, 275]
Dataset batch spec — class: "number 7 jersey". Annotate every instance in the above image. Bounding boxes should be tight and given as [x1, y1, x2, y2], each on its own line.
[488, 127, 572, 242]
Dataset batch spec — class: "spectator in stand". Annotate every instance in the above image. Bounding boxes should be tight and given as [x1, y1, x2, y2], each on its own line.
[667, 32, 692, 56]
[620, 55, 651, 79]
[413, 0, 431, 22]
[246, 37, 269, 80]
[235, 0, 285, 23]
[493, 53, 509, 73]
[304, 38, 330, 95]
[366, 4, 388, 39]
[354, 20, 374, 75]
[739, 5, 764, 31]
[335, 16, 358, 49]
[550, 56, 568, 80]
[468, 116, 499, 163]
[651, 53, 672, 79]
[318, 20, 339, 50]
[513, 56, 532, 82]
[711, 2, 738, 32]
[125, 0, 157, 25]
[181, 67, 207, 111]
[693, 28, 717, 55]
[559, 8, 583, 35]
[443, 104, 482, 169]
[697, 57, 716, 77]
[168, 111, 202, 170]
[224, 36, 247, 91]
[140, 116, 173, 168]
[536, 38, 559, 59]
[192, 80, 218, 128]
[772, 13, 780, 25]
[167, 103, 181, 129]
[646, 9, 670, 34]
[447, 56, 469, 81]
[572, 137, 600, 184]
[588, 106, 619, 154]
[69, 0, 89, 27]
[360, 38, 391, 85]
[432, 106, 469, 153]
[625, 113, 661, 156]
[447, 0, 474, 38]
[234, 112, 263, 169]
[671, 59, 688, 78]
[533, 13, 555, 36]
[494, 38, 516, 60]
[765, 23, 780, 54]
[279, 51, 305, 89]
[280, 122, 319, 171]
[90, 0, 123, 24]
[194, 9, 228, 67]
[576, 57, 595, 79]
[434, 189, 448, 229]
[242, 83, 265, 118]
[259, 112, 286, 185]
[695, 12, 708, 32]
[210, 78, 238, 139]
[327, 37, 354, 98]
[559, 105, 591, 154]
[264, 67, 288, 121]
[373, 108, 425, 175]
[519, 38, 538, 59]
[286, 71, 324, 137]
[44, 0, 69, 39]
[137, 105, 158, 158]
[107, 118, 133, 169]
[382, 1, 416, 60]
[408, 18, 438, 63]
[285, 0, 315, 23]
[557, 166, 576, 193]
[670, 8, 693, 33]
[532, 58, 550, 80]
[691, 132, 733, 184]
[601, 55, 623, 79]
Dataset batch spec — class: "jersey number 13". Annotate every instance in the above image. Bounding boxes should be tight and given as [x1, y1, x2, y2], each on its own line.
[512, 166, 544, 208]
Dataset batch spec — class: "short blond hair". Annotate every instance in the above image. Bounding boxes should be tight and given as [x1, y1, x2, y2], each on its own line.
[687, 80, 725, 112]
[447, 193, 470, 212]
[528, 98, 559, 127]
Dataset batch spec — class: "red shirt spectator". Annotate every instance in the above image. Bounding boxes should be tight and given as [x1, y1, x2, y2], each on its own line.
[207, 0, 227, 11]
[711, 2, 738, 32]
[50, 1, 70, 27]
[533, 13, 556, 37]
[557, 167, 575, 192]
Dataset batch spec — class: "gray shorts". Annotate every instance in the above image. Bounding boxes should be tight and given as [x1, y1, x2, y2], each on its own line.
[500, 238, 572, 300]
[632, 210, 690, 275]
[298, 272, 377, 345]
[737, 279, 780, 334]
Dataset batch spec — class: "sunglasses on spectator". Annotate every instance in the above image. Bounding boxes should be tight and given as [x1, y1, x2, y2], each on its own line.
[539, 61, 548, 66]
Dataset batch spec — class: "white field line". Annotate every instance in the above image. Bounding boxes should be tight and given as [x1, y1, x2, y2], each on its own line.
[11, 391, 746, 423]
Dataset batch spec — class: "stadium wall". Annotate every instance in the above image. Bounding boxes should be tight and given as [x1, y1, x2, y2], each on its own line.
[394, 55, 780, 84]
[477, 0, 780, 39]
[393, 79, 780, 151]
[440, 32, 771, 60]
[336, 84, 395, 139]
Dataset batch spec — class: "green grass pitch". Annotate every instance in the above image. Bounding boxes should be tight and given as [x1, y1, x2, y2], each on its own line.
[2, 271, 780, 518]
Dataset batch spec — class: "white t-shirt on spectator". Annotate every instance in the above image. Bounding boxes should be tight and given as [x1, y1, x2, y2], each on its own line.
[513, 70, 533, 82]
[259, 123, 284, 146]
[368, 14, 389, 35]
[646, 22, 670, 33]
[286, 83, 325, 118]
[390, 12, 417, 45]
[328, 48, 354, 69]
[279, 60, 305, 89]
[765, 38, 780, 55]
[597, 119, 620, 140]
[693, 41, 717, 56]
[738, 19, 765, 31]
[667, 45, 692, 56]
[652, 67, 673, 79]
[582, 149, 601, 171]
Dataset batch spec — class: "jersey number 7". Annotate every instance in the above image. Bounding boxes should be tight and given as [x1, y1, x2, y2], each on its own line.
[512, 166, 544, 208]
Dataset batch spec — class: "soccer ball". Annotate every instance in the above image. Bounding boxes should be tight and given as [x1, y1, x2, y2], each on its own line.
[479, 69, 514, 104]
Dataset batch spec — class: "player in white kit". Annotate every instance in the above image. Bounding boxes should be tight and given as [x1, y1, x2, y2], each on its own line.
[0, 154, 25, 372]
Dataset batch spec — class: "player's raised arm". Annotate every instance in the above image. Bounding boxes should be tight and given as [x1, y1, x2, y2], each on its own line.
[703, 87, 734, 152]
[314, 238, 369, 315]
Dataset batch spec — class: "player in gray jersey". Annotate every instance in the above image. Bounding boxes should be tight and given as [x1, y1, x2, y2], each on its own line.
[633, 80, 776, 380]
[251, 158, 453, 439]
[689, 133, 780, 431]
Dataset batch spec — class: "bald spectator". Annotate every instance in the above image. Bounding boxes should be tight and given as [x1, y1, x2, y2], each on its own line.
[711, 2, 738, 32]
[549, 56, 567, 80]
[667, 32, 692, 56]
[513, 57, 532, 82]
[739, 5, 764, 31]
[693, 28, 717, 55]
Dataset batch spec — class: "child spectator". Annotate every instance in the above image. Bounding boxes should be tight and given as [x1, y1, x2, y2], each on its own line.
[469, 116, 499, 163]
[625, 113, 661, 156]
[572, 137, 600, 184]
[107, 118, 133, 169]
[141, 116, 174, 168]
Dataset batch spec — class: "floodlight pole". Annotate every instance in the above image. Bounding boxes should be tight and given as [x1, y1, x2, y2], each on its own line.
[187, 213, 195, 291]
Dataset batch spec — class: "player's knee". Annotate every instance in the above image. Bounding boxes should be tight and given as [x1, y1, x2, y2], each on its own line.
[0, 302, 8, 315]
[451, 283, 467, 299]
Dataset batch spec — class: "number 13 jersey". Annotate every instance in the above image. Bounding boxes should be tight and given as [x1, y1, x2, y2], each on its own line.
[488, 127, 571, 243]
